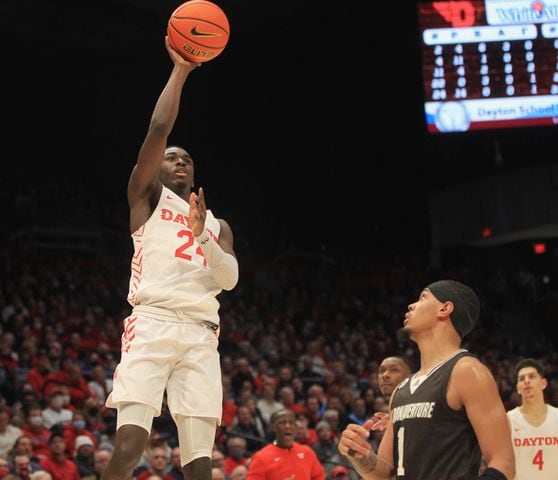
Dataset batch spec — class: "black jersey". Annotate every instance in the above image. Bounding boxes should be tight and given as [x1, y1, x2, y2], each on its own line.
[390, 350, 481, 480]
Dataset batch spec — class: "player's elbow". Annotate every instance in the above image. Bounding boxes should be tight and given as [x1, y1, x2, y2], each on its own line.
[213, 257, 239, 291]
[147, 119, 172, 137]
[504, 459, 516, 480]
[219, 273, 238, 291]
[485, 456, 515, 480]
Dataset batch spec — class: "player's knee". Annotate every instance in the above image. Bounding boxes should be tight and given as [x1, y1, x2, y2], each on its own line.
[113, 425, 149, 468]
[183, 456, 212, 480]
[176, 416, 216, 465]
[116, 402, 156, 432]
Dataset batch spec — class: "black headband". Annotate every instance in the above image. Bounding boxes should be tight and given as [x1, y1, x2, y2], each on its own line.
[427, 280, 479, 338]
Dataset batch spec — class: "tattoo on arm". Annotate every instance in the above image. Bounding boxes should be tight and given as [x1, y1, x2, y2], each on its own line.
[354, 452, 378, 473]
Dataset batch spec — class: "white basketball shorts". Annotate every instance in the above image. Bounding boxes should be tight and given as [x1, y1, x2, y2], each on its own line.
[106, 314, 222, 422]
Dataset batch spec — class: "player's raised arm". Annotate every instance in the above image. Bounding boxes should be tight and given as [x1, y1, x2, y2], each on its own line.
[128, 37, 199, 210]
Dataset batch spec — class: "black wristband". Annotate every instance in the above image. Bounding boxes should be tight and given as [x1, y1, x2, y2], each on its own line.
[479, 467, 507, 480]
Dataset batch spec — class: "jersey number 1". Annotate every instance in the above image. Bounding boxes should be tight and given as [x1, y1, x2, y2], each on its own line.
[396, 427, 405, 476]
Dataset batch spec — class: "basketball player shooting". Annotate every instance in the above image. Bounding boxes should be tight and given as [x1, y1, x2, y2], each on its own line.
[100, 36, 238, 480]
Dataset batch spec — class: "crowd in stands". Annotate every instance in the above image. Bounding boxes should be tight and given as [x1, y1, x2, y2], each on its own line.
[1, 179, 557, 479]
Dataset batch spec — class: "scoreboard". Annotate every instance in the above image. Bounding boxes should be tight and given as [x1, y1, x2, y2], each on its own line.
[418, 0, 558, 132]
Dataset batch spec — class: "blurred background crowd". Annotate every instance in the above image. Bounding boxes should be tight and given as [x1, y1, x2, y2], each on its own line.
[0, 178, 556, 480]
[3, 0, 558, 478]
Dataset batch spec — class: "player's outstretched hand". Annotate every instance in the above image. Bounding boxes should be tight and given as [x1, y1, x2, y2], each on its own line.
[189, 187, 207, 237]
[165, 36, 200, 71]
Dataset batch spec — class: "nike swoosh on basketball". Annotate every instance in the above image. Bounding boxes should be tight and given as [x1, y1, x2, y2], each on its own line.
[190, 26, 220, 37]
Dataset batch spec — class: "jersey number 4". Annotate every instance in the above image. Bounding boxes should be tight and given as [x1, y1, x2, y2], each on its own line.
[532, 449, 543, 471]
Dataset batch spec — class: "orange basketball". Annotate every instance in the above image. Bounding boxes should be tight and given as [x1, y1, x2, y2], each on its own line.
[167, 0, 230, 63]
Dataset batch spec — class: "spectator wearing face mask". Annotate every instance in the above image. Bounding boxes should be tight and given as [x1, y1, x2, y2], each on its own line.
[20, 405, 51, 460]
[42, 391, 73, 430]
[62, 411, 97, 457]
[224, 437, 248, 477]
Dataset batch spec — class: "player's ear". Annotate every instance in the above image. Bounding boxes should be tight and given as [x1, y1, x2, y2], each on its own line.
[440, 300, 454, 316]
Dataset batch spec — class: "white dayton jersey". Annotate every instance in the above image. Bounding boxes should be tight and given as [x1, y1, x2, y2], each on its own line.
[507, 405, 558, 480]
[127, 185, 222, 324]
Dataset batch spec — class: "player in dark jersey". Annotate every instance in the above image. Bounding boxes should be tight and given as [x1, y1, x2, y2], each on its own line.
[368, 356, 414, 436]
[337, 279, 515, 480]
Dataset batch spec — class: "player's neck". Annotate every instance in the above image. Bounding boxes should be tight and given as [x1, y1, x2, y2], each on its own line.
[165, 183, 191, 200]
[520, 396, 547, 415]
[418, 345, 463, 373]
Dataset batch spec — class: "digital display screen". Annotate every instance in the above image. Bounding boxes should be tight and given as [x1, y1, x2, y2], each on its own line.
[417, 0, 558, 133]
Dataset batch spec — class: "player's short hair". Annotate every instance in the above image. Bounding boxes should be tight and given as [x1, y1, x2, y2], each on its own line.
[387, 355, 414, 374]
[513, 358, 545, 381]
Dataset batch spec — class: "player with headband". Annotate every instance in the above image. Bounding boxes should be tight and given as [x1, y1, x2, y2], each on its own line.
[338, 279, 515, 480]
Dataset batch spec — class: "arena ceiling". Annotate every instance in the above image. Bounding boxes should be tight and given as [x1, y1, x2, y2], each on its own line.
[0, 0, 352, 51]
[3, 1, 558, 248]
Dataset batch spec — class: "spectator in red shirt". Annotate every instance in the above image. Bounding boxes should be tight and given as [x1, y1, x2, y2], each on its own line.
[62, 410, 97, 457]
[20, 405, 51, 461]
[43, 357, 96, 409]
[253, 358, 277, 395]
[221, 377, 237, 430]
[134, 446, 174, 480]
[26, 350, 53, 399]
[39, 431, 80, 480]
[223, 436, 248, 477]
[247, 409, 324, 480]
[63, 333, 86, 362]
[278, 386, 305, 416]
[329, 465, 350, 480]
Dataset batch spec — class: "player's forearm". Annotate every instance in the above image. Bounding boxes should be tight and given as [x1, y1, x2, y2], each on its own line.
[148, 66, 190, 136]
[195, 230, 239, 290]
[482, 460, 515, 480]
[348, 452, 394, 480]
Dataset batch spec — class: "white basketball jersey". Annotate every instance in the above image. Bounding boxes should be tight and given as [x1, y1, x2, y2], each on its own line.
[507, 405, 558, 480]
[127, 185, 222, 323]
